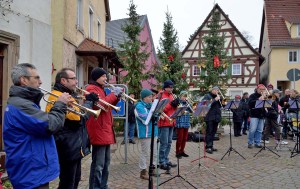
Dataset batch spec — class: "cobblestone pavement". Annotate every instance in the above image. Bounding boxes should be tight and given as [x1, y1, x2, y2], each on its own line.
[51, 126, 300, 189]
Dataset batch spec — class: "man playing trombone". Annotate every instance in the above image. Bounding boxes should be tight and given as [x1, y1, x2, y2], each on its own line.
[85, 67, 122, 189]
[4, 63, 72, 189]
[45, 68, 99, 189]
[202, 86, 223, 154]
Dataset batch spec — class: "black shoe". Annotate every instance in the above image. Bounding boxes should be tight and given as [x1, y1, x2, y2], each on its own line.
[212, 148, 218, 152]
[181, 152, 189, 157]
[234, 135, 239, 137]
[129, 139, 136, 144]
[206, 148, 213, 154]
[255, 144, 262, 148]
[238, 134, 242, 136]
[176, 154, 182, 159]
[243, 132, 247, 135]
[121, 140, 125, 145]
[167, 161, 177, 168]
[160, 164, 170, 170]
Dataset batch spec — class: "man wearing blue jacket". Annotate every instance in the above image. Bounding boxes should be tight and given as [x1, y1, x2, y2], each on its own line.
[3, 63, 72, 189]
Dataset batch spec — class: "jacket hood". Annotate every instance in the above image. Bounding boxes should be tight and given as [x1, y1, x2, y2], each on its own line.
[9, 85, 43, 107]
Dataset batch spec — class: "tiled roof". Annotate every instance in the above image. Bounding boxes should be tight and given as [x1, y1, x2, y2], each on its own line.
[105, 15, 147, 49]
[264, 0, 300, 46]
[76, 38, 114, 55]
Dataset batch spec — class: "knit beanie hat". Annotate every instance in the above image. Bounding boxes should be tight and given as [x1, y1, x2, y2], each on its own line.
[179, 90, 188, 97]
[163, 79, 174, 89]
[141, 89, 153, 99]
[212, 86, 219, 91]
[91, 68, 107, 81]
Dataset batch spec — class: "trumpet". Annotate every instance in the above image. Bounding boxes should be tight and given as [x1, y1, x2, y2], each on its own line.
[105, 82, 137, 103]
[39, 87, 100, 118]
[76, 86, 121, 112]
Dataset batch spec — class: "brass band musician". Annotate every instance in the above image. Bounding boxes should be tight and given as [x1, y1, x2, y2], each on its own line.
[202, 86, 223, 154]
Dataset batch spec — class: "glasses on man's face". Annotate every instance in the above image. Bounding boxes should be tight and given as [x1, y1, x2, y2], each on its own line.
[25, 75, 40, 80]
[65, 77, 77, 80]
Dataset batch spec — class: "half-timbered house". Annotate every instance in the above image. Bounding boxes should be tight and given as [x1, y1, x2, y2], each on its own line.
[182, 4, 263, 98]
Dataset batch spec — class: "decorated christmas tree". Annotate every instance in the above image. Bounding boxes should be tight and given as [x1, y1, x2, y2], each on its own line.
[153, 10, 188, 94]
[117, 0, 150, 95]
[196, 11, 231, 95]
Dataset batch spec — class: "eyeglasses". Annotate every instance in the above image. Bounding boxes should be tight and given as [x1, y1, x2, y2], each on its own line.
[65, 77, 77, 80]
[25, 75, 40, 80]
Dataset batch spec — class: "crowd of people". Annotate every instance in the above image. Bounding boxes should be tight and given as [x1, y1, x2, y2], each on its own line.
[3, 63, 299, 188]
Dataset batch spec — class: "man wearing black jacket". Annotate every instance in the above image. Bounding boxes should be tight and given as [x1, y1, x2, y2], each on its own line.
[46, 68, 99, 189]
[202, 86, 222, 154]
[247, 84, 266, 149]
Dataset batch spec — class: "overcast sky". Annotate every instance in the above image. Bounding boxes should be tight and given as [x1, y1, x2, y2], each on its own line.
[109, 0, 264, 50]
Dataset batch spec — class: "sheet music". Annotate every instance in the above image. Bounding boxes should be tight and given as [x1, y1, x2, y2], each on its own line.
[145, 99, 159, 126]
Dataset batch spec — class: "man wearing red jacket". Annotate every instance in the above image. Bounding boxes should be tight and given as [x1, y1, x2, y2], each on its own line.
[85, 67, 122, 189]
[158, 80, 179, 170]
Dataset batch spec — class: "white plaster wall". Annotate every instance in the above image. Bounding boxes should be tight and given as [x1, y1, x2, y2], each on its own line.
[0, 0, 52, 108]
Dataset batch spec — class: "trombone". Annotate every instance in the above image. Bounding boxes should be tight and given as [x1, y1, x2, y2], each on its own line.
[39, 87, 100, 118]
[160, 112, 174, 123]
[105, 82, 137, 103]
[76, 86, 121, 112]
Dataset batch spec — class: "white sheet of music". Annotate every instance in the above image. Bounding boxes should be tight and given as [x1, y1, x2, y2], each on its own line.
[145, 99, 159, 126]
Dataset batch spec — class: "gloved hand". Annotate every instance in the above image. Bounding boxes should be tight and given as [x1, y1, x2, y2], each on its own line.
[85, 92, 99, 103]
[111, 87, 123, 97]
[170, 98, 180, 108]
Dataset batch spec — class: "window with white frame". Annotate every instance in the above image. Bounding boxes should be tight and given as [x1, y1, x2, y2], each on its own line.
[232, 64, 241, 75]
[288, 50, 298, 63]
[230, 90, 243, 99]
[193, 65, 200, 76]
[220, 69, 228, 76]
[77, 0, 83, 29]
[89, 7, 94, 38]
[97, 20, 101, 42]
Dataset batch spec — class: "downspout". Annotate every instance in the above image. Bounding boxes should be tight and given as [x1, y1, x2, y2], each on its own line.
[267, 47, 272, 84]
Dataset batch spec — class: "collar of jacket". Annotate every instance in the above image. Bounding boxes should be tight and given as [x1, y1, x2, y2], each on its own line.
[89, 81, 104, 88]
[53, 83, 74, 96]
[9, 85, 43, 107]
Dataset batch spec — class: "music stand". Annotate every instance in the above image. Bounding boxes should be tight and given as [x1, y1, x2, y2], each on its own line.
[253, 100, 280, 157]
[289, 99, 300, 158]
[147, 98, 169, 189]
[158, 106, 197, 189]
[221, 101, 246, 160]
[185, 101, 217, 179]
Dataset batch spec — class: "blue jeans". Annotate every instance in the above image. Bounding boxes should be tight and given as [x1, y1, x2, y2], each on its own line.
[127, 122, 136, 140]
[89, 145, 111, 189]
[159, 127, 173, 165]
[248, 118, 264, 145]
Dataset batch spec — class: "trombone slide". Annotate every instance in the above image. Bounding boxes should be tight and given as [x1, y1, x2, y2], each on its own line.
[76, 86, 120, 112]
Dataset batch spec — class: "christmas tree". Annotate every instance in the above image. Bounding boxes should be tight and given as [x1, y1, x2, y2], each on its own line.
[196, 11, 231, 95]
[117, 0, 150, 96]
[154, 10, 188, 94]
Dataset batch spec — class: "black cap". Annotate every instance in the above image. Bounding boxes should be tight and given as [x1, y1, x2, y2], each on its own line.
[91, 68, 107, 81]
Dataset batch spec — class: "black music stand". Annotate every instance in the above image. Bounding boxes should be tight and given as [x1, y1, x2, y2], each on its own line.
[253, 100, 280, 157]
[158, 106, 197, 189]
[289, 99, 300, 158]
[147, 98, 169, 189]
[185, 101, 217, 179]
[221, 101, 246, 160]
